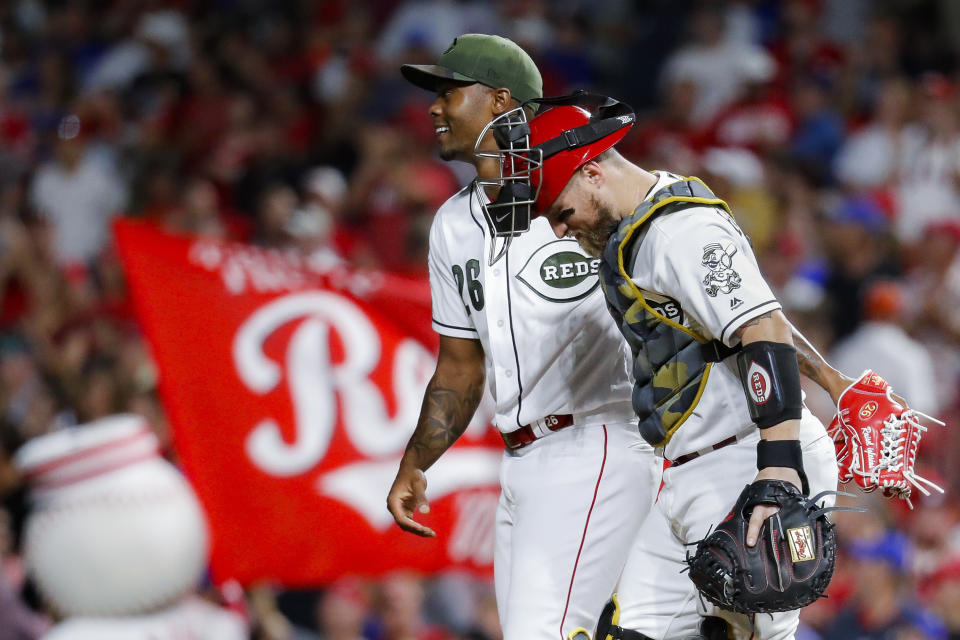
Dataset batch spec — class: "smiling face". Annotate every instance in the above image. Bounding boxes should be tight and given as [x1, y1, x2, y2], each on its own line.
[542, 167, 621, 258]
[429, 81, 502, 162]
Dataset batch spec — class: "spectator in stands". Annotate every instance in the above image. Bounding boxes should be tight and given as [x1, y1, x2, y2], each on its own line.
[0, 505, 49, 640]
[823, 531, 947, 640]
[372, 572, 450, 640]
[316, 578, 372, 640]
[0, 335, 57, 443]
[821, 195, 901, 339]
[703, 52, 792, 154]
[894, 74, 960, 245]
[835, 76, 912, 190]
[255, 183, 300, 249]
[831, 279, 939, 415]
[660, 4, 777, 125]
[908, 497, 960, 581]
[925, 559, 960, 640]
[905, 222, 960, 413]
[28, 116, 125, 267]
[789, 74, 844, 183]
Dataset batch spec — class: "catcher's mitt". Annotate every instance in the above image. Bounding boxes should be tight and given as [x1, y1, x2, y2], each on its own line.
[828, 370, 944, 508]
[686, 480, 849, 614]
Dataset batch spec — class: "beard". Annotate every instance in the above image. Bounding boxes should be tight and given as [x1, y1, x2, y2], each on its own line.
[577, 196, 621, 258]
[439, 145, 457, 161]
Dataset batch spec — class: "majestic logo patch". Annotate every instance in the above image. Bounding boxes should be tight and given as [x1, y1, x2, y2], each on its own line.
[730, 297, 743, 309]
[787, 526, 816, 562]
[516, 240, 600, 302]
[701, 242, 742, 297]
[747, 361, 772, 404]
[859, 401, 879, 419]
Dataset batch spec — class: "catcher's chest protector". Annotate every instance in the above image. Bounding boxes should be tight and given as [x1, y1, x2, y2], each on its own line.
[599, 177, 737, 447]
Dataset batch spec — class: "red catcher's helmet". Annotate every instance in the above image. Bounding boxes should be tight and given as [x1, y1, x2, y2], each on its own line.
[474, 92, 634, 263]
[527, 104, 633, 214]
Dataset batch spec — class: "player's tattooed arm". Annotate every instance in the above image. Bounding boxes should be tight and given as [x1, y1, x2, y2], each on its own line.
[734, 310, 776, 335]
[404, 372, 485, 470]
[736, 314, 855, 404]
[788, 323, 854, 404]
[388, 335, 485, 536]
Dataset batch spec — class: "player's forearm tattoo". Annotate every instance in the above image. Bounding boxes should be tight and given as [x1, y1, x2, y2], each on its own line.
[734, 311, 775, 336]
[790, 326, 851, 400]
[735, 314, 838, 391]
[792, 329, 826, 386]
[404, 376, 484, 469]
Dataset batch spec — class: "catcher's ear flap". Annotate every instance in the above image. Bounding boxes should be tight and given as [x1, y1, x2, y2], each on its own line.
[594, 594, 621, 640]
[492, 120, 530, 150]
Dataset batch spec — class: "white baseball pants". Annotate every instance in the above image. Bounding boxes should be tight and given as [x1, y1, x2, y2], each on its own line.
[494, 416, 662, 640]
[614, 409, 839, 640]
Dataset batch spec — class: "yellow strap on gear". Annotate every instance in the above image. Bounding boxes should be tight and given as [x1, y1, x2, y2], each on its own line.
[616, 176, 731, 343]
[601, 593, 621, 640]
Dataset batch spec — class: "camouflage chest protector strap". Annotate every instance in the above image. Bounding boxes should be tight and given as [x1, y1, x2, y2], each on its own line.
[599, 176, 740, 448]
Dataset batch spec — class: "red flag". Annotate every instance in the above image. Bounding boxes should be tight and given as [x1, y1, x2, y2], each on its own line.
[114, 220, 500, 586]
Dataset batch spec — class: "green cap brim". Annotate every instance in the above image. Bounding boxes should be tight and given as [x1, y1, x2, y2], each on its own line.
[401, 64, 477, 92]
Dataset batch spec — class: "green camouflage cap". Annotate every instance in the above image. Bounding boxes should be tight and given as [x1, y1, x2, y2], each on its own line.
[401, 34, 542, 104]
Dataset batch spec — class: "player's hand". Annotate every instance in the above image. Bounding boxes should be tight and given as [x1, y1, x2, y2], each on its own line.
[386, 465, 436, 537]
[826, 371, 856, 406]
[745, 466, 802, 547]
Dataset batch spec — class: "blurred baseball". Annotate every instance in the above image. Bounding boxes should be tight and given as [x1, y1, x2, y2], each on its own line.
[14, 414, 209, 617]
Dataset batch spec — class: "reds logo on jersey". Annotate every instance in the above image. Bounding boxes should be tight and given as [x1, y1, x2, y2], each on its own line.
[701, 242, 742, 297]
[516, 239, 601, 302]
[747, 361, 772, 404]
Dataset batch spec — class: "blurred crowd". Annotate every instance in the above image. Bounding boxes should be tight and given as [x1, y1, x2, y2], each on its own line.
[3, 0, 960, 638]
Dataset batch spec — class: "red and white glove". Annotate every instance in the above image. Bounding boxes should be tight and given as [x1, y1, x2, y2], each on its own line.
[829, 370, 945, 508]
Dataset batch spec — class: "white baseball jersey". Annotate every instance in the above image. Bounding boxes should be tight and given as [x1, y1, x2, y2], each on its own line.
[427, 182, 660, 640]
[429, 184, 635, 431]
[626, 171, 782, 460]
[42, 597, 248, 640]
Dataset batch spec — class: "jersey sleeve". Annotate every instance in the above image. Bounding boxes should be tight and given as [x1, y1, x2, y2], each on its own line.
[428, 215, 478, 339]
[649, 208, 781, 346]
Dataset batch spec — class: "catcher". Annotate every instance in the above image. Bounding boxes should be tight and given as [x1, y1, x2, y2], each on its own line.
[476, 93, 944, 639]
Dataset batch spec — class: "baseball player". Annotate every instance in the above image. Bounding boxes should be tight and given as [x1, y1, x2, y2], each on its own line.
[385, 35, 663, 640]
[480, 97, 844, 639]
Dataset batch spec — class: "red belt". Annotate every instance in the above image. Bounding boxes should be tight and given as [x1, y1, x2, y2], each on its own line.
[501, 414, 575, 450]
[670, 435, 738, 467]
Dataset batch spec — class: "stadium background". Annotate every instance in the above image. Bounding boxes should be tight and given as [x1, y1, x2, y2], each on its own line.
[3, 0, 960, 638]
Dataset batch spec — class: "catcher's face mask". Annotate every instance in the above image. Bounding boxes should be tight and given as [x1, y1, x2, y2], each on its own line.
[473, 105, 541, 265]
[475, 91, 636, 264]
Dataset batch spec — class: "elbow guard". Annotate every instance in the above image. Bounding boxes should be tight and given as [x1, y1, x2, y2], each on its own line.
[737, 341, 803, 429]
